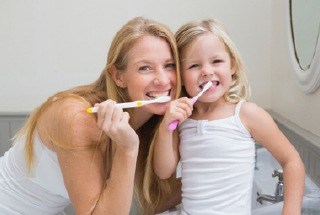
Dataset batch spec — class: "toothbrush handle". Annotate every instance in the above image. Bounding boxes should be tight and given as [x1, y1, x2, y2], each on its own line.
[168, 120, 179, 131]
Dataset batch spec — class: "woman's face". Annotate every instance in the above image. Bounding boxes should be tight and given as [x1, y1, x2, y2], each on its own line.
[116, 35, 177, 115]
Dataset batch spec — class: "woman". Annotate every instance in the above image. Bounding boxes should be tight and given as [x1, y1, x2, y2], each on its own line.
[0, 17, 181, 215]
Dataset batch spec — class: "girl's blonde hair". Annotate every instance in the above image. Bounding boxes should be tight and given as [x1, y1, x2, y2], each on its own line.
[175, 19, 250, 103]
[15, 17, 181, 215]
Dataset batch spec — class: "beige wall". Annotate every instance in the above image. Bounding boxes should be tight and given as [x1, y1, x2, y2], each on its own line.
[270, 1, 320, 137]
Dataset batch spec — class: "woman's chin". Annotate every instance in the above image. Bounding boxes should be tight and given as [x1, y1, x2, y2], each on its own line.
[145, 103, 168, 116]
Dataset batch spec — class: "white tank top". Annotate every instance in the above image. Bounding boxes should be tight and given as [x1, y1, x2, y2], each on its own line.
[178, 101, 255, 215]
[0, 133, 140, 215]
[0, 133, 70, 215]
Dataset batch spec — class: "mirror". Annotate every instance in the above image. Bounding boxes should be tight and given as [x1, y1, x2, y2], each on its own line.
[288, 0, 320, 93]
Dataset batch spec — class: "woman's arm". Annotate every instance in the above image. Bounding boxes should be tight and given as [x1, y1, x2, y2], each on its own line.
[93, 100, 139, 214]
[241, 102, 305, 215]
[153, 97, 193, 179]
[42, 98, 139, 215]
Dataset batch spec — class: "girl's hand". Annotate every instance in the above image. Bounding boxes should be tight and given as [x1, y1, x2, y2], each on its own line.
[161, 97, 193, 129]
[96, 100, 139, 153]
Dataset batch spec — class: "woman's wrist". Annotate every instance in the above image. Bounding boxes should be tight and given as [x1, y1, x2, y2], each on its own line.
[115, 144, 139, 158]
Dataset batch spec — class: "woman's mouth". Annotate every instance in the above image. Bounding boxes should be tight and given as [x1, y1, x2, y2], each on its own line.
[146, 90, 170, 99]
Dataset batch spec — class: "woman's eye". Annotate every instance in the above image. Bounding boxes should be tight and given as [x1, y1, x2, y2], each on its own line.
[165, 63, 176, 69]
[139, 66, 152, 71]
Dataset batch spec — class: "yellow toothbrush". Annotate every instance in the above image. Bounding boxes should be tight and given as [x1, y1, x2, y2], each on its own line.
[87, 96, 171, 113]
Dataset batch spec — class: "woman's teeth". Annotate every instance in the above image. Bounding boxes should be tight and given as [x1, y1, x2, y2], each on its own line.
[146, 92, 169, 99]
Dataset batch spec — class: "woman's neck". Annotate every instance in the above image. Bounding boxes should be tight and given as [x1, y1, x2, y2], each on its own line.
[129, 108, 153, 130]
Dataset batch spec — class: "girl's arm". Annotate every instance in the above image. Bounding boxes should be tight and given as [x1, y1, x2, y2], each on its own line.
[241, 102, 305, 215]
[153, 97, 193, 179]
[41, 98, 139, 215]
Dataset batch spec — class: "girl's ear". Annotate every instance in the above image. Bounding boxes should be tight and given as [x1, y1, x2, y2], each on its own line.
[230, 60, 237, 75]
[231, 65, 237, 75]
[109, 65, 127, 88]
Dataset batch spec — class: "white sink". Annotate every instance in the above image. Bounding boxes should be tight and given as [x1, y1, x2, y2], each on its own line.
[252, 202, 282, 215]
[252, 147, 320, 215]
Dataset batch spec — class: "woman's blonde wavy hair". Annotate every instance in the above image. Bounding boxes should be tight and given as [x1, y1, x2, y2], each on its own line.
[175, 19, 250, 103]
[14, 17, 181, 215]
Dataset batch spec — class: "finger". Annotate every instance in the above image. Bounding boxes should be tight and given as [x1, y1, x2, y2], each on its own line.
[96, 103, 107, 129]
[178, 97, 194, 109]
[176, 102, 193, 116]
[111, 107, 123, 123]
[177, 107, 190, 120]
[98, 100, 115, 130]
[121, 112, 130, 123]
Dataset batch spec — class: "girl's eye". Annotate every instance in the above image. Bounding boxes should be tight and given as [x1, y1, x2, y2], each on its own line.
[212, 59, 223, 64]
[188, 64, 199, 69]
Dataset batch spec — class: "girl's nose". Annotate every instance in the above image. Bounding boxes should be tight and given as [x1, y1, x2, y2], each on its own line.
[202, 65, 214, 76]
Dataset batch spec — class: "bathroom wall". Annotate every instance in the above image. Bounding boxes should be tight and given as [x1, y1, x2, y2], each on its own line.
[269, 1, 320, 186]
[270, 1, 320, 137]
[0, 0, 271, 113]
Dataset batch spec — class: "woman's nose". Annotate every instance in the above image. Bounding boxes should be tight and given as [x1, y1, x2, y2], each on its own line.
[154, 70, 170, 85]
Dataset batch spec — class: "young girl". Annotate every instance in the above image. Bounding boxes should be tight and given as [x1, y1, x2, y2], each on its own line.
[153, 19, 305, 215]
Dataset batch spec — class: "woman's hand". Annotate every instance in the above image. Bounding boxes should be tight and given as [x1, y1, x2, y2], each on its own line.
[96, 100, 139, 153]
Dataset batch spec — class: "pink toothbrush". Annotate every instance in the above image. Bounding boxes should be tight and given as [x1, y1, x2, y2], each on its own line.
[168, 81, 213, 131]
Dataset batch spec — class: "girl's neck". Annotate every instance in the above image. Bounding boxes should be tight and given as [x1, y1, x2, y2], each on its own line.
[192, 98, 235, 120]
[193, 98, 226, 114]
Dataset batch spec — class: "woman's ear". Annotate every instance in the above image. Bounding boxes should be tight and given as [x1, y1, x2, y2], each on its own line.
[109, 65, 127, 88]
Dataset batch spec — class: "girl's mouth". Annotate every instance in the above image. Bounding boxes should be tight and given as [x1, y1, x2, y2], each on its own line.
[199, 81, 219, 89]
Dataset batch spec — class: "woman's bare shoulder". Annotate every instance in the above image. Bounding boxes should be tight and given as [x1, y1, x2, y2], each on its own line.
[38, 96, 102, 147]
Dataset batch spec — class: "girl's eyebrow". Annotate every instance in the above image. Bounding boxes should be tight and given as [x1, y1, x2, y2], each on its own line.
[181, 57, 196, 63]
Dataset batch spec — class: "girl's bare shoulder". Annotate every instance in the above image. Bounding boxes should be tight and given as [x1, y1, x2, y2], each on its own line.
[239, 101, 274, 131]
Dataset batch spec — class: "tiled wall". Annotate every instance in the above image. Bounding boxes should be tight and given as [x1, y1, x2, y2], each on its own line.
[270, 111, 320, 187]
[0, 113, 28, 156]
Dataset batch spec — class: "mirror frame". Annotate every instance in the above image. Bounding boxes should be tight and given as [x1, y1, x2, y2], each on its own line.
[287, 0, 320, 93]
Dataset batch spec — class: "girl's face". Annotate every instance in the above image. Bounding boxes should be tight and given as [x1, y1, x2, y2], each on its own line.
[114, 35, 177, 115]
[181, 33, 236, 103]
